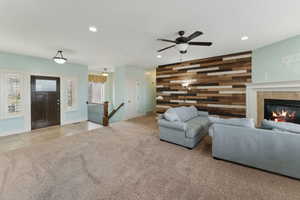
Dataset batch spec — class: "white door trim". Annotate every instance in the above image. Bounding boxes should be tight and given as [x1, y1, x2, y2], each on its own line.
[25, 73, 66, 132]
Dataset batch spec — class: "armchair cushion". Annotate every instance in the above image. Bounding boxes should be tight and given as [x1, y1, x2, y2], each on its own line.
[185, 116, 209, 138]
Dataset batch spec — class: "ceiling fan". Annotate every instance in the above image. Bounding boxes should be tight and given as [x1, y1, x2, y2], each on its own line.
[157, 31, 212, 54]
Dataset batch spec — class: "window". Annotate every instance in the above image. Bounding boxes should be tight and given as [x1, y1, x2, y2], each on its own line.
[0, 72, 24, 118]
[88, 82, 105, 104]
[66, 78, 78, 111]
[36, 79, 57, 92]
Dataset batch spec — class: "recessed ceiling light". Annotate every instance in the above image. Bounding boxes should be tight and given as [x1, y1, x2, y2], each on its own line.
[157, 55, 162, 58]
[89, 26, 97, 32]
[241, 36, 249, 41]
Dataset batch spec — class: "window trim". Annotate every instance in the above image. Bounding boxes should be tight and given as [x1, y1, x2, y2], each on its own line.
[0, 71, 24, 119]
[88, 82, 105, 104]
[65, 77, 78, 112]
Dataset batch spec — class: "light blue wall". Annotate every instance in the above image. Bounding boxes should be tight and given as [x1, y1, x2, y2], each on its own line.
[143, 70, 156, 113]
[0, 51, 88, 135]
[253, 35, 300, 83]
[110, 67, 126, 122]
[110, 66, 156, 122]
[104, 73, 114, 112]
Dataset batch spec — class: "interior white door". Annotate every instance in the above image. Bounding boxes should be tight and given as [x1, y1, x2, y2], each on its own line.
[125, 79, 140, 120]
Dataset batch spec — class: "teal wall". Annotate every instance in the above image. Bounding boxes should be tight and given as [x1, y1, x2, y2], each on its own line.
[104, 73, 114, 112]
[0, 51, 88, 135]
[111, 67, 126, 122]
[110, 66, 156, 122]
[144, 70, 156, 113]
[253, 35, 300, 83]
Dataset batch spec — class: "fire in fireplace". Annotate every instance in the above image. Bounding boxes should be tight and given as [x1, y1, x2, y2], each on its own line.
[264, 99, 300, 124]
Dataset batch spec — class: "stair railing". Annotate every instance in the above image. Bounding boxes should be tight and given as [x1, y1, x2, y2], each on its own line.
[103, 102, 125, 126]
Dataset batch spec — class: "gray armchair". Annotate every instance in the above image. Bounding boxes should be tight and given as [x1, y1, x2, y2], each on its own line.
[158, 109, 210, 149]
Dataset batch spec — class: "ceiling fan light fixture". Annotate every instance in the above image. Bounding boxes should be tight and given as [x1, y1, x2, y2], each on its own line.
[176, 43, 189, 53]
[53, 50, 67, 64]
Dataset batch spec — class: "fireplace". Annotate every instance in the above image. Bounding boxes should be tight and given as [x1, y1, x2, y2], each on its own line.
[264, 99, 300, 124]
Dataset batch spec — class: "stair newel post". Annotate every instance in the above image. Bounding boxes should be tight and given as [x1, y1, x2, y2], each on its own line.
[103, 101, 109, 126]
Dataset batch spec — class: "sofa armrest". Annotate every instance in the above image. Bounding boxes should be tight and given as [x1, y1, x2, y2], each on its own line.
[157, 114, 164, 119]
[158, 119, 186, 131]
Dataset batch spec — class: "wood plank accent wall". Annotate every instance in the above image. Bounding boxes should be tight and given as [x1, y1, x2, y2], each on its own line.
[156, 51, 252, 118]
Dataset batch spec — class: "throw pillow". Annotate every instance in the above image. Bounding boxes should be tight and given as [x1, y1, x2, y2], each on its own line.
[173, 106, 198, 122]
[164, 108, 180, 122]
[261, 119, 300, 134]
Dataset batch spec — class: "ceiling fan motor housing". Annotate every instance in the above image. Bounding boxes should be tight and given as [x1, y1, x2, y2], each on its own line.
[157, 30, 212, 54]
[178, 30, 185, 36]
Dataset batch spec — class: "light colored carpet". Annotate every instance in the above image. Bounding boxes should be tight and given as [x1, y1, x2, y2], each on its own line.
[0, 115, 299, 200]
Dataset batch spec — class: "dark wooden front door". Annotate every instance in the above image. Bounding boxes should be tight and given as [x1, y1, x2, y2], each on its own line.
[31, 76, 60, 130]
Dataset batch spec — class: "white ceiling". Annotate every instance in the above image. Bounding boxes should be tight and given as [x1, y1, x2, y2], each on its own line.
[0, 0, 300, 69]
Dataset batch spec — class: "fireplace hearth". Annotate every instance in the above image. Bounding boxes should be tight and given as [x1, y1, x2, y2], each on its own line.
[264, 99, 300, 124]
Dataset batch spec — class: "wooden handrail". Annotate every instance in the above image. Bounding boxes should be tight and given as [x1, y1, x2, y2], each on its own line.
[109, 103, 125, 119]
[102, 102, 125, 126]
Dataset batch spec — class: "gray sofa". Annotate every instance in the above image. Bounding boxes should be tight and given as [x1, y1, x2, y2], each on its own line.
[158, 107, 209, 149]
[211, 123, 300, 179]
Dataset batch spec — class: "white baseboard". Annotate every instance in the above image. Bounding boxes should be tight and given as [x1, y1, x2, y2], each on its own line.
[61, 119, 87, 126]
[125, 113, 147, 120]
[0, 129, 27, 137]
[0, 119, 87, 137]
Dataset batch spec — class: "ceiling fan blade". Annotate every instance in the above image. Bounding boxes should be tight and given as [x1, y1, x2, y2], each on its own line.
[188, 42, 212, 46]
[157, 39, 176, 43]
[158, 45, 176, 52]
[186, 31, 203, 41]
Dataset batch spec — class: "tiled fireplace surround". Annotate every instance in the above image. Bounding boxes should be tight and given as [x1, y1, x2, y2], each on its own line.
[246, 80, 300, 126]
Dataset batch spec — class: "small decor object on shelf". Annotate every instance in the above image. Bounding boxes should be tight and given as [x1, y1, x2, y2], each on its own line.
[101, 68, 109, 77]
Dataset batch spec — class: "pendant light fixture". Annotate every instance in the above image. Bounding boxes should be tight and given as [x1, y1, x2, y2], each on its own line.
[53, 50, 67, 64]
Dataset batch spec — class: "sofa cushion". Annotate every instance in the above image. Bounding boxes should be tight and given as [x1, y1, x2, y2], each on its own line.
[164, 108, 180, 122]
[261, 119, 300, 134]
[185, 116, 209, 138]
[209, 116, 255, 128]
